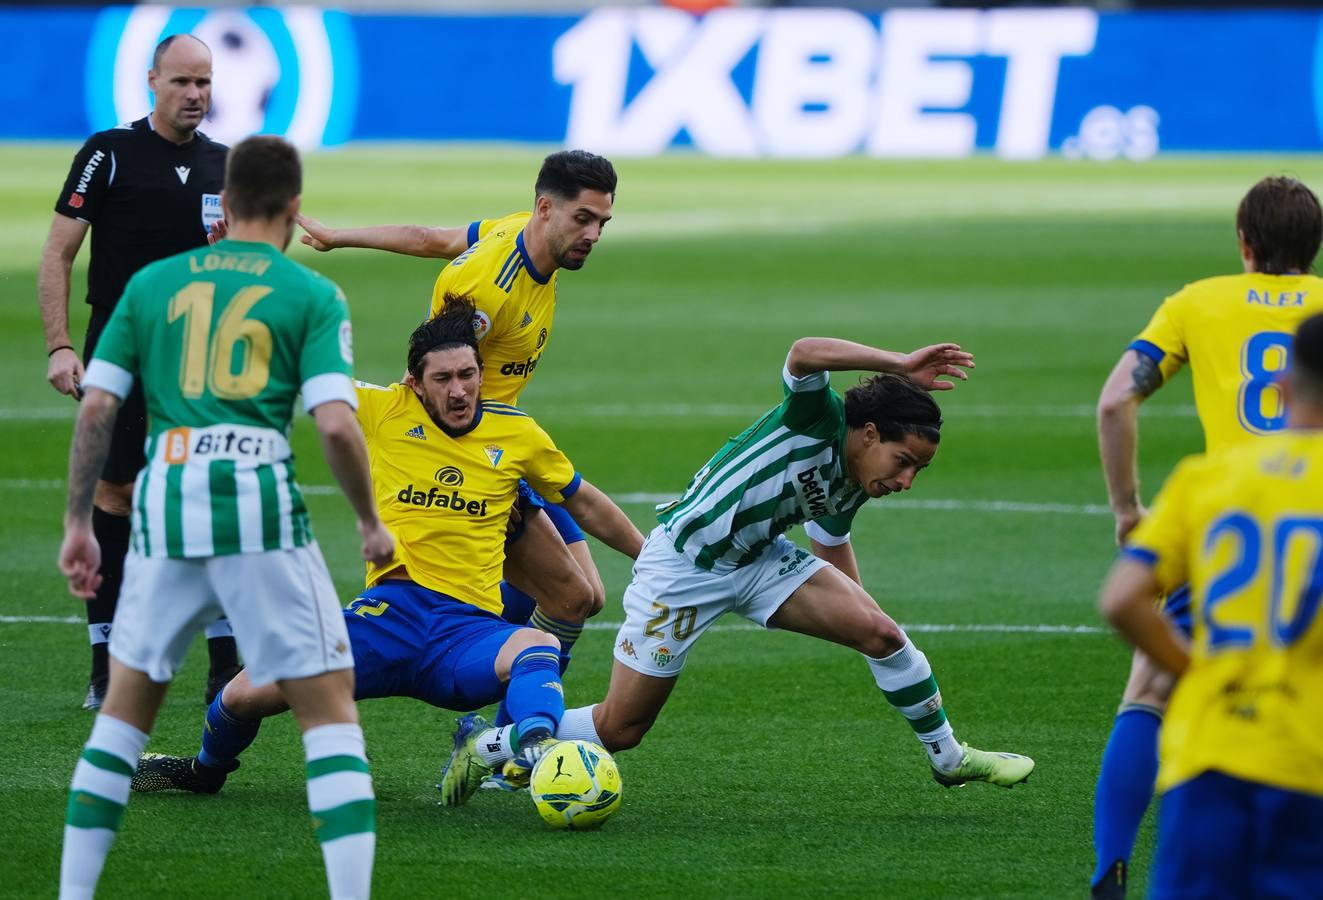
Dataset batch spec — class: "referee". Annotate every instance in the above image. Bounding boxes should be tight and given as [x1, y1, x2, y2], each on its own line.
[38, 34, 238, 710]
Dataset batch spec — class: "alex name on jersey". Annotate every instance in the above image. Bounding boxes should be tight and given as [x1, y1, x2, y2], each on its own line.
[429, 212, 555, 405]
[1130, 272, 1323, 453]
[354, 382, 579, 613]
[1124, 432, 1323, 800]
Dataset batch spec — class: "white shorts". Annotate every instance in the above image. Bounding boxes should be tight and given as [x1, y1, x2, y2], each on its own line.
[110, 542, 352, 687]
[612, 526, 828, 677]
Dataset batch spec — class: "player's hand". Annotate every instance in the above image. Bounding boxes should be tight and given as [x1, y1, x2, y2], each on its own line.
[901, 343, 975, 391]
[358, 518, 395, 567]
[207, 217, 229, 245]
[1114, 504, 1148, 546]
[59, 521, 102, 599]
[297, 214, 338, 252]
[48, 347, 86, 400]
[506, 504, 523, 536]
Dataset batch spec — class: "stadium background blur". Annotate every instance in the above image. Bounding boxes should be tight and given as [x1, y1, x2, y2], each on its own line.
[3, 1, 1320, 897]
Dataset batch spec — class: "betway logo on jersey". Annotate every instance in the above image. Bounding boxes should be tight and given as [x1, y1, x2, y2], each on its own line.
[396, 484, 489, 517]
[555, 8, 1097, 159]
[795, 468, 834, 520]
[500, 354, 542, 377]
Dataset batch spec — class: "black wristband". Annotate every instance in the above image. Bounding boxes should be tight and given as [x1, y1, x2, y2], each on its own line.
[48, 345, 75, 357]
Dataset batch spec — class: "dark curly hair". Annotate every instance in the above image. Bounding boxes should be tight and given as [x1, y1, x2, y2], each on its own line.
[843, 374, 942, 445]
[407, 294, 483, 379]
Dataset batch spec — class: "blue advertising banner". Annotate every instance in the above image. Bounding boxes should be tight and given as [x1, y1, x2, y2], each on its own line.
[0, 6, 1319, 158]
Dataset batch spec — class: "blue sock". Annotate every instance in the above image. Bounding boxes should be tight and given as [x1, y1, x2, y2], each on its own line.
[505, 646, 565, 748]
[1092, 705, 1162, 886]
[197, 695, 262, 769]
[528, 608, 582, 676]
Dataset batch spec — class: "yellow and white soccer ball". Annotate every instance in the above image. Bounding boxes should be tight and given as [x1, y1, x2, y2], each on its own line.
[528, 740, 622, 830]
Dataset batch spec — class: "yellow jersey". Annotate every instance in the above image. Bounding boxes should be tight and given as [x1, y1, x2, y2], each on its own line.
[430, 212, 557, 405]
[1125, 432, 1323, 799]
[1131, 273, 1323, 453]
[354, 382, 579, 614]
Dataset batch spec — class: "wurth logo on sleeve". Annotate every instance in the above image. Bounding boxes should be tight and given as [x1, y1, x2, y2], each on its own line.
[75, 150, 105, 196]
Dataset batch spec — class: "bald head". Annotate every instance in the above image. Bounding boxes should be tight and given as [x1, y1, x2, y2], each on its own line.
[152, 33, 210, 72]
[147, 34, 212, 144]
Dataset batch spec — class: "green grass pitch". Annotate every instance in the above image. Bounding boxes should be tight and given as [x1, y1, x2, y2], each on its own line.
[4, 146, 1321, 898]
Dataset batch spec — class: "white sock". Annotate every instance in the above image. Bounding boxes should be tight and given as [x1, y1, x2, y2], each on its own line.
[303, 723, 375, 900]
[474, 725, 516, 766]
[60, 715, 148, 900]
[866, 638, 963, 771]
[555, 706, 603, 745]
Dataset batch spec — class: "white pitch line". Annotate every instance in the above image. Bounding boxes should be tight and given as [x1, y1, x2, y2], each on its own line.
[0, 614, 1105, 635]
[0, 403, 1198, 422]
[0, 479, 1110, 516]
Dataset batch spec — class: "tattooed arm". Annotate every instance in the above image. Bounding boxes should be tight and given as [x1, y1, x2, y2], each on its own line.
[1097, 350, 1164, 546]
[58, 388, 121, 598]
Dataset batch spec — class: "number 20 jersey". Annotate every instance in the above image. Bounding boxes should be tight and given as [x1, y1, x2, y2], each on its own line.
[1125, 432, 1323, 799]
[1130, 272, 1323, 453]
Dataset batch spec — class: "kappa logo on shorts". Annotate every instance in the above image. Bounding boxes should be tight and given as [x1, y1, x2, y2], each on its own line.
[651, 646, 674, 668]
[617, 638, 637, 659]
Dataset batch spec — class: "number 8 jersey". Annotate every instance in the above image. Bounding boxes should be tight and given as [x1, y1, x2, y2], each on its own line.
[82, 238, 356, 559]
[1129, 272, 1323, 453]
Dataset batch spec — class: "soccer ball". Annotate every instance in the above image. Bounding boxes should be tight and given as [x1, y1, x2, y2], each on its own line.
[528, 740, 622, 830]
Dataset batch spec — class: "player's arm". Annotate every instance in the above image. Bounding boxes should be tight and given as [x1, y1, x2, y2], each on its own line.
[787, 337, 973, 391]
[311, 400, 395, 566]
[1097, 349, 1164, 544]
[297, 213, 468, 259]
[58, 386, 121, 598]
[799, 521, 862, 582]
[810, 538, 861, 586]
[1098, 556, 1190, 676]
[38, 213, 90, 398]
[559, 479, 645, 560]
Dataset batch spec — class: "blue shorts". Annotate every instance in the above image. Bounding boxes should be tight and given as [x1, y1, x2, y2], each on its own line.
[510, 480, 585, 545]
[1152, 770, 1323, 899]
[344, 582, 521, 710]
[1161, 584, 1193, 638]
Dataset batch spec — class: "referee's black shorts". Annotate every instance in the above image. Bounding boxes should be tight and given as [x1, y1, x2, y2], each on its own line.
[83, 306, 146, 485]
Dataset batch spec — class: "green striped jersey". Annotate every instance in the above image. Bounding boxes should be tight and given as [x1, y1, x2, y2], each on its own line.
[657, 363, 868, 571]
[82, 239, 356, 558]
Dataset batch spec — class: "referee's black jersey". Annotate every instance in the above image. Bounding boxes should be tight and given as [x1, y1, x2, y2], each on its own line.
[54, 116, 228, 311]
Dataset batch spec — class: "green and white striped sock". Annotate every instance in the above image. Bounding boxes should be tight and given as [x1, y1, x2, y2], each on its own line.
[304, 723, 376, 900]
[867, 639, 963, 772]
[60, 714, 149, 900]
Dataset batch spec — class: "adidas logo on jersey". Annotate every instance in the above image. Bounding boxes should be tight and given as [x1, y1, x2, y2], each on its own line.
[520, 311, 533, 328]
[405, 425, 426, 440]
